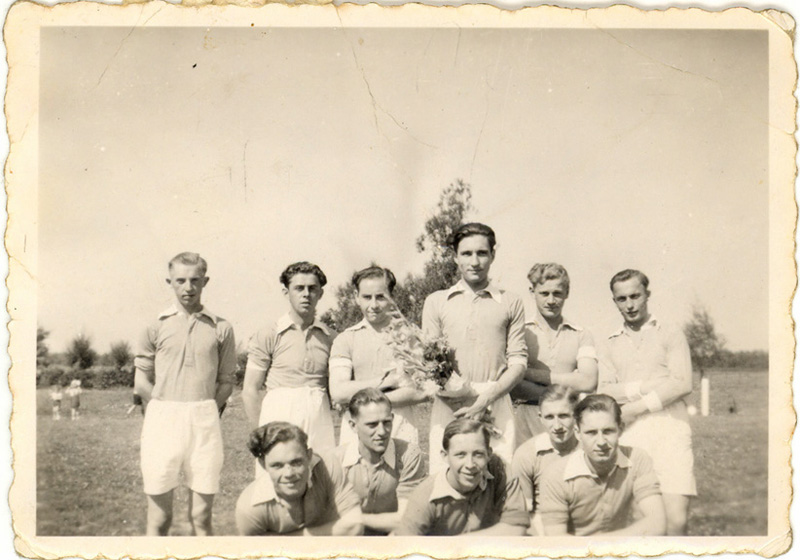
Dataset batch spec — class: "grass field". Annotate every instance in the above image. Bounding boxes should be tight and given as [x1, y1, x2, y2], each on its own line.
[36, 369, 768, 536]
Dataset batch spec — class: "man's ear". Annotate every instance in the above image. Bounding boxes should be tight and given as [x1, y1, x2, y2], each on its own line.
[319, 288, 325, 300]
[282, 286, 289, 298]
[165, 278, 172, 286]
[202, 276, 210, 287]
[440, 448, 448, 460]
[348, 418, 356, 431]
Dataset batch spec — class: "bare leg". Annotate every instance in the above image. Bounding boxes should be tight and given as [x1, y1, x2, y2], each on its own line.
[187, 491, 214, 536]
[663, 493, 690, 536]
[146, 490, 174, 536]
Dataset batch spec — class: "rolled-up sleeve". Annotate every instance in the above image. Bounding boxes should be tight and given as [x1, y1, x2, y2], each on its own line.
[576, 329, 597, 361]
[505, 295, 528, 369]
[421, 293, 443, 338]
[247, 328, 275, 374]
[652, 326, 693, 407]
[498, 473, 531, 528]
[397, 444, 426, 501]
[133, 323, 157, 380]
[216, 322, 237, 385]
[538, 470, 571, 532]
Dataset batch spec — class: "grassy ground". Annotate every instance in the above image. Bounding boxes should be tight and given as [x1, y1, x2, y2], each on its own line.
[36, 369, 767, 536]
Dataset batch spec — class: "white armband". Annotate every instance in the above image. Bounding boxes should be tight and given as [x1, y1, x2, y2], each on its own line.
[642, 391, 664, 413]
[624, 382, 643, 401]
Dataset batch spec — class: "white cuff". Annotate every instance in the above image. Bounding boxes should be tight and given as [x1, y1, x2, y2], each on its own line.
[642, 391, 664, 413]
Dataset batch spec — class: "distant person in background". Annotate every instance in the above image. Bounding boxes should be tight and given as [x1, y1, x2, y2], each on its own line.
[329, 266, 428, 446]
[328, 388, 426, 535]
[511, 263, 597, 445]
[66, 379, 83, 420]
[422, 223, 528, 470]
[49, 383, 63, 420]
[241, 262, 336, 454]
[394, 418, 529, 536]
[127, 393, 144, 416]
[134, 252, 237, 536]
[598, 269, 695, 535]
[511, 385, 580, 534]
[235, 422, 363, 536]
[538, 394, 665, 536]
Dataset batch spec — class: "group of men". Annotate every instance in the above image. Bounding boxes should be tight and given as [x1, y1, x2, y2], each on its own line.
[134, 221, 696, 537]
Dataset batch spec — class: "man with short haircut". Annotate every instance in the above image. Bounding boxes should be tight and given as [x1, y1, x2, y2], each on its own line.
[422, 223, 527, 470]
[329, 266, 428, 445]
[511, 263, 598, 444]
[134, 252, 236, 536]
[394, 418, 529, 536]
[539, 394, 666, 536]
[598, 269, 696, 535]
[242, 261, 336, 454]
[511, 384, 580, 534]
[327, 388, 426, 535]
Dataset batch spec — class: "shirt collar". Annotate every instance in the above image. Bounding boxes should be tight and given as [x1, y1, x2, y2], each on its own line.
[562, 448, 631, 481]
[276, 313, 331, 336]
[344, 319, 370, 333]
[609, 315, 659, 339]
[428, 466, 494, 501]
[446, 279, 503, 304]
[533, 432, 555, 454]
[250, 453, 322, 506]
[341, 439, 397, 470]
[158, 305, 218, 324]
[524, 305, 582, 332]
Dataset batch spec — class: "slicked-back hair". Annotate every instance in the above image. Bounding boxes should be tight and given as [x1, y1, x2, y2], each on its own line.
[169, 252, 208, 276]
[351, 266, 397, 295]
[527, 263, 570, 296]
[609, 269, 649, 292]
[574, 394, 623, 428]
[450, 222, 496, 253]
[280, 261, 327, 288]
[540, 384, 580, 410]
[442, 417, 491, 451]
[348, 387, 393, 418]
[247, 421, 309, 459]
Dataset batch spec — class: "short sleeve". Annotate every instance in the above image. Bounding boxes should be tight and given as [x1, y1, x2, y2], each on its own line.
[133, 322, 158, 376]
[235, 483, 269, 536]
[537, 466, 571, 531]
[328, 331, 354, 373]
[247, 327, 276, 373]
[511, 443, 536, 512]
[505, 294, 528, 369]
[576, 329, 597, 361]
[493, 459, 530, 528]
[323, 453, 362, 517]
[216, 321, 237, 385]
[394, 480, 435, 536]
[396, 441, 426, 501]
[421, 292, 442, 338]
[631, 448, 661, 503]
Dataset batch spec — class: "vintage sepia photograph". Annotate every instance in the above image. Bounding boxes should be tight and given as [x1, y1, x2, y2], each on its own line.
[3, 1, 796, 558]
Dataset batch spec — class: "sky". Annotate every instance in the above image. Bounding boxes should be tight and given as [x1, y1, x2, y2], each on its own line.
[37, 25, 768, 354]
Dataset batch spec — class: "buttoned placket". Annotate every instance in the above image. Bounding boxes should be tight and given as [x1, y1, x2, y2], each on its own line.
[183, 314, 197, 369]
[302, 326, 316, 373]
[594, 467, 619, 531]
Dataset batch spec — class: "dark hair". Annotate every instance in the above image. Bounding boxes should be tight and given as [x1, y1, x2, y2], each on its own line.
[574, 394, 622, 428]
[348, 387, 392, 418]
[442, 418, 491, 451]
[540, 384, 580, 409]
[450, 223, 496, 253]
[527, 263, 570, 296]
[351, 266, 397, 295]
[279, 261, 327, 288]
[609, 269, 649, 292]
[169, 252, 208, 276]
[247, 421, 309, 460]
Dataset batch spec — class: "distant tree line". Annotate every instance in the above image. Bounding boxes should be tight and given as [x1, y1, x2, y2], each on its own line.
[683, 306, 768, 373]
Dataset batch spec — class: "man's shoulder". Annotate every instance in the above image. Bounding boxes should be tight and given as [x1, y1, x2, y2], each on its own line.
[394, 438, 423, 463]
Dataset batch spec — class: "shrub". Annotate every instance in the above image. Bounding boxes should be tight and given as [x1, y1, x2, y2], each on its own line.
[36, 364, 72, 387]
[88, 366, 134, 389]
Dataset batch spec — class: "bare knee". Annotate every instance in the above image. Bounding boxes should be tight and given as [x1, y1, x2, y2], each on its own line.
[663, 495, 689, 536]
[146, 491, 173, 536]
[190, 492, 215, 536]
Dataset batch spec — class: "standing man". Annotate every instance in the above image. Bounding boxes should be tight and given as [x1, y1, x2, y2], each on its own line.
[511, 263, 598, 444]
[538, 394, 666, 536]
[241, 261, 336, 454]
[134, 252, 236, 536]
[421, 223, 527, 470]
[329, 266, 428, 445]
[327, 388, 426, 535]
[598, 269, 696, 535]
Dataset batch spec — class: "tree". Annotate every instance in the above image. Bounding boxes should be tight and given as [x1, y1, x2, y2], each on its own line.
[321, 179, 474, 331]
[66, 333, 98, 370]
[683, 305, 726, 375]
[108, 341, 133, 371]
[36, 327, 50, 369]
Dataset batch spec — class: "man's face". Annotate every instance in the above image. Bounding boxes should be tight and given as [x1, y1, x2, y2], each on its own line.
[540, 398, 576, 447]
[576, 409, 620, 470]
[284, 273, 323, 318]
[262, 440, 312, 501]
[442, 431, 490, 494]
[455, 235, 495, 289]
[356, 277, 393, 329]
[349, 402, 393, 456]
[611, 277, 650, 329]
[167, 263, 208, 311]
[532, 278, 568, 321]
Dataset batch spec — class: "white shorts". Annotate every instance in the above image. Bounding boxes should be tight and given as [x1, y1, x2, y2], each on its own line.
[258, 387, 336, 453]
[140, 399, 223, 496]
[621, 411, 697, 496]
[338, 405, 419, 447]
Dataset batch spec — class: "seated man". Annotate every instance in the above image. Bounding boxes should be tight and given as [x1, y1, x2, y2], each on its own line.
[394, 418, 529, 536]
[511, 385, 580, 534]
[539, 394, 666, 536]
[327, 388, 426, 535]
[235, 422, 363, 536]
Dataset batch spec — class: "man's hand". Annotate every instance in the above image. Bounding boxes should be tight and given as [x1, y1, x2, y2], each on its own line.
[454, 392, 492, 419]
[378, 366, 409, 391]
[621, 400, 647, 425]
